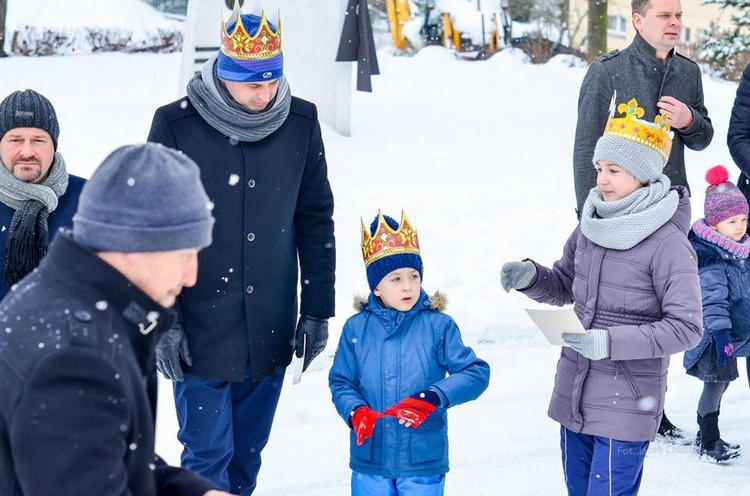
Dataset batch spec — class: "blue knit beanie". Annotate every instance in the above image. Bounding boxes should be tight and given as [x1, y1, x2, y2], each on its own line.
[365, 214, 423, 291]
[73, 143, 215, 252]
[218, 13, 284, 82]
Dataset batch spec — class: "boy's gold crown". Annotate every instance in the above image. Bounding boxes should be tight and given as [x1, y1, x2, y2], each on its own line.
[604, 97, 673, 161]
[361, 211, 420, 267]
[220, 10, 282, 61]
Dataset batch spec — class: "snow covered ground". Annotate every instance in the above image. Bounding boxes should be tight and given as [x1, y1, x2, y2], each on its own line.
[2, 6, 750, 495]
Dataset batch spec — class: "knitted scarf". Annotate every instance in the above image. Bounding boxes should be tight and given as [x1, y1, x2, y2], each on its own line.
[186, 53, 292, 143]
[0, 152, 68, 284]
[692, 219, 750, 259]
[580, 175, 679, 250]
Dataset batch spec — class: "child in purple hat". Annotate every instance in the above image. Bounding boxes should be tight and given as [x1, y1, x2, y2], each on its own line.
[684, 164, 750, 462]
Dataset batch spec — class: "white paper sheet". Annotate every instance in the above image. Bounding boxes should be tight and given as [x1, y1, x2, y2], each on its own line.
[524, 307, 586, 346]
[288, 334, 305, 385]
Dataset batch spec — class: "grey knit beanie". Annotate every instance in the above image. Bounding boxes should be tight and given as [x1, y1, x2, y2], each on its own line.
[592, 97, 673, 184]
[73, 143, 214, 252]
[593, 135, 665, 183]
[0, 89, 60, 150]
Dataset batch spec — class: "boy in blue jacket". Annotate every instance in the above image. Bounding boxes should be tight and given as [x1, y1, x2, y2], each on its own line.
[329, 211, 490, 495]
[684, 165, 750, 462]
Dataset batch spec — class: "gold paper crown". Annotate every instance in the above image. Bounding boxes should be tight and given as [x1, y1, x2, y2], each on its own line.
[361, 211, 420, 267]
[220, 10, 282, 61]
[603, 97, 674, 160]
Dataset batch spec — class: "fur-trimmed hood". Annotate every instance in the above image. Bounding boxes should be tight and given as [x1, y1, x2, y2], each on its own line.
[353, 290, 447, 313]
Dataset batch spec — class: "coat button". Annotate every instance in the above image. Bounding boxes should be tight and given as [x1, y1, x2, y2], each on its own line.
[246, 233, 255, 242]
[74, 310, 92, 322]
[247, 179, 256, 188]
[246, 285, 254, 294]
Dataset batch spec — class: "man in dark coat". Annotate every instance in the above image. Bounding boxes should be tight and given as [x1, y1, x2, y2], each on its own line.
[0, 144, 233, 496]
[573, 0, 712, 216]
[572, 0, 712, 440]
[727, 61, 750, 385]
[729, 62, 750, 198]
[147, 7, 335, 495]
[0, 89, 85, 295]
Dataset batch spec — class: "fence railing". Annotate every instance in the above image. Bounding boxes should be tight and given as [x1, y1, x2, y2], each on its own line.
[142, 0, 189, 16]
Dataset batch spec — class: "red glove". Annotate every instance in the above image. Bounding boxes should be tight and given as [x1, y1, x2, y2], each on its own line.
[382, 389, 441, 428]
[351, 406, 385, 446]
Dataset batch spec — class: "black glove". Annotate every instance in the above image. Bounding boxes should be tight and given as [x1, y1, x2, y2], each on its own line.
[155, 325, 192, 382]
[295, 315, 329, 372]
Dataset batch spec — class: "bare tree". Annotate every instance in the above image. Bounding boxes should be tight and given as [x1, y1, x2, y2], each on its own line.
[587, 0, 607, 62]
[0, 0, 8, 57]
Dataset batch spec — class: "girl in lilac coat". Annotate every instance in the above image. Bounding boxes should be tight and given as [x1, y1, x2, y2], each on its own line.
[501, 98, 702, 496]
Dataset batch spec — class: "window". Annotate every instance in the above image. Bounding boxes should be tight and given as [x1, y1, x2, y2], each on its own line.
[682, 26, 691, 42]
[607, 15, 627, 38]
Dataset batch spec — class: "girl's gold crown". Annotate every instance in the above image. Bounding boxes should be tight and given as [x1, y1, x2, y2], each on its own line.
[603, 97, 674, 161]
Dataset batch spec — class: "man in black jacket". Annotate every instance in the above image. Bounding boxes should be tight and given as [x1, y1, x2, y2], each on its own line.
[0, 89, 86, 295]
[0, 143, 232, 496]
[148, 7, 335, 495]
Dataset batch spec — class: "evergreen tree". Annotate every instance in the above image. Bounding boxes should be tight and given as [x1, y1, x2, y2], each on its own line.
[699, 0, 750, 78]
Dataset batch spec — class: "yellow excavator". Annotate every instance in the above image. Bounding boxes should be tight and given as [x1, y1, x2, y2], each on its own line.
[386, 0, 413, 51]
[387, 0, 508, 55]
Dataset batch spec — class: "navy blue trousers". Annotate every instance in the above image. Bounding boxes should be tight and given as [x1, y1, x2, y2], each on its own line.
[173, 367, 284, 495]
[560, 426, 649, 496]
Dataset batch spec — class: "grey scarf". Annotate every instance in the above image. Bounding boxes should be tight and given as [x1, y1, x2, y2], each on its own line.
[580, 175, 679, 250]
[186, 53, 291, 142]
[0, 152, 68, 284]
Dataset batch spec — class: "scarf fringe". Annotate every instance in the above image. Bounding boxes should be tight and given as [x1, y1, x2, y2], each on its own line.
[4, 203, 49, 286]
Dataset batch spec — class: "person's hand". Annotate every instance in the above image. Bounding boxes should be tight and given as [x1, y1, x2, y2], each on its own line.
[657, 96, 694, 130]
[203, 491, 236, 496]
[712, 330, 734, 368]
[295, 315, 329, 372]
[382, 389, 441, 428]
[562, 329, 609, 360]
[155, 325, 192, 381]
[351, 406, 385, 445]
[500, 261, 536, 293]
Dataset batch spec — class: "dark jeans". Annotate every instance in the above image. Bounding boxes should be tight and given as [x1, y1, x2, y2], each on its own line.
[174, 367, 284, 495]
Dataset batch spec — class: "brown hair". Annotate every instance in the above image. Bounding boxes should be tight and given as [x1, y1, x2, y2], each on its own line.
[632, 0, 651, 15]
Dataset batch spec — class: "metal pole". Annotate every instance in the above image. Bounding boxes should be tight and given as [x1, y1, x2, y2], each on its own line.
[478, 0, 486, 49]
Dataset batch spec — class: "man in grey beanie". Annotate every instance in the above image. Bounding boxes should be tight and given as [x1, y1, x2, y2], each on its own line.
[0, 88, 86, 292]
[0, 143, 234, 496]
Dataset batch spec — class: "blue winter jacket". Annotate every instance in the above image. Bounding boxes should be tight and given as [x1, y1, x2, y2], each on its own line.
[684, 231, 750, 369]
[329, 290, 490, 479]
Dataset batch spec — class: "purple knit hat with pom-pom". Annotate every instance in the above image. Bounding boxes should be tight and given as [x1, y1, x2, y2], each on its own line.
[704, 165, 748, 226]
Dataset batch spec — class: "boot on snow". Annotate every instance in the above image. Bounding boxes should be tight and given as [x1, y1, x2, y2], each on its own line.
[696, 412, 741, 462]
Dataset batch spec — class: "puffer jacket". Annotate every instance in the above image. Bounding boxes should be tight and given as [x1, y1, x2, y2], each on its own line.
[684, 231, 750, 369]
[329, 290, 489, 478]
[522, 187, 702, 442]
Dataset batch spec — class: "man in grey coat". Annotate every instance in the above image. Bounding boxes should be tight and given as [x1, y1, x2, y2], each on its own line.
[572, 0, 712, 439]
[573, 0, 712, 215]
